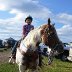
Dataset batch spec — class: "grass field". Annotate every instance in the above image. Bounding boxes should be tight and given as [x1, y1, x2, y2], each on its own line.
[0, 49, 72, 72]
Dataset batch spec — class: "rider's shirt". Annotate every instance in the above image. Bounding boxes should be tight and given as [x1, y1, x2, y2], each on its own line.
[23, 24, 34, 37]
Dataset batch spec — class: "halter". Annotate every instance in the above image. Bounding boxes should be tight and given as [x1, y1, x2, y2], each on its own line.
[44, 26, 56, 41]
[44, 26, 61, 51]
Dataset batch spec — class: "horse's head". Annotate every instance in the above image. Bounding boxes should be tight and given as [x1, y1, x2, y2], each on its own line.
[41, 18, 64, 55]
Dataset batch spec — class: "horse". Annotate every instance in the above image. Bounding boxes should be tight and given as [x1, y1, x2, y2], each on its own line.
[41, 19, 64, 65]
[16, 18, 64, 72]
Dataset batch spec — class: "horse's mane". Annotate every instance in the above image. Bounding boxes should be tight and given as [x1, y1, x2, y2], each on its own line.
[22, 27, 42, 50]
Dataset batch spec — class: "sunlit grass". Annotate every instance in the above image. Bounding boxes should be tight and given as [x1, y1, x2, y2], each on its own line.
[0, 57, 72, 72]
[0, 63, 18, 72]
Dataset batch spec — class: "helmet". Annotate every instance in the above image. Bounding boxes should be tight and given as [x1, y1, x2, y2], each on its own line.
[25, 16, 33, 22]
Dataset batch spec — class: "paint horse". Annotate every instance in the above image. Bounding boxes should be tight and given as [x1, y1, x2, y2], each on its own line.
[16, 18, 64, 72]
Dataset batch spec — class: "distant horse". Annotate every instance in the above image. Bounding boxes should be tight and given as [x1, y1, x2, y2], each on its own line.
[16, 18, 64, 72]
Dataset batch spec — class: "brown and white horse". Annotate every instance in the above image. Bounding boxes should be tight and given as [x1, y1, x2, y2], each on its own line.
[16, 18, 64, 72]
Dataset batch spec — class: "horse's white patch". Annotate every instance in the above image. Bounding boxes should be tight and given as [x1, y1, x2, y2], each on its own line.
[16, 48, 24, 64]
[20, 41, 28, 53]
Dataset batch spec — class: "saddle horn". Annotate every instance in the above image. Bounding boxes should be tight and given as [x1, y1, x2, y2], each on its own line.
[48, 18, 51, 25]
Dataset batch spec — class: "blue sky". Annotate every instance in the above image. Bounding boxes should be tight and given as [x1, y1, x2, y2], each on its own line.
[40, 0, 72, 14]
[0, 10, 15, 19]
[0, 0, 72, 43]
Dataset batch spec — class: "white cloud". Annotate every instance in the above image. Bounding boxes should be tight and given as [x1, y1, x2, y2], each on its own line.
[0, 18, 23, 40]
[55, 13, 72, 42]
[0, 0, 53, 40]
[0, 4, 6, 10]
[56, 13, 72, 25]
[0, 0, 52, 18]
[0, 0, 72, 43]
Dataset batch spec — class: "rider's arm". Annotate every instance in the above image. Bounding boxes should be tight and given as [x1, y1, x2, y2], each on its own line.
[22, 25, 27, 39]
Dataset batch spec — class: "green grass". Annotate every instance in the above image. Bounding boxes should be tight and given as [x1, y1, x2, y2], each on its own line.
[0, 63, 18, 72]
[0, 57, 72, 72]
[41, 57, 72, 72]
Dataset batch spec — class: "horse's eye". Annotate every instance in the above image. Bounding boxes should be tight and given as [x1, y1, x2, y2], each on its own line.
[45, 28, 48, 33]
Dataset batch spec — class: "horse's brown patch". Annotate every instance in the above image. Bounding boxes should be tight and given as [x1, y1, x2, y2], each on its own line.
[40, 24, 49, 45]
[22, 50, 38, 69]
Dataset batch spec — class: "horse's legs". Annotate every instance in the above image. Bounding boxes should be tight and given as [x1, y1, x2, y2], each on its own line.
[32, 69, 39, 72]
[31, 59, 39, 72]
[48, 50, 54, 65]
[19, 64, 26, 72]
[38, 53, 42, 67]
[9, 56, 12, 63]
[31, 66, 39, 72]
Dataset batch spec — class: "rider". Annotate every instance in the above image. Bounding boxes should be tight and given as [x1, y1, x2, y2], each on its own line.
[10, 16, 34, 59]
[9, 15, 42, 67]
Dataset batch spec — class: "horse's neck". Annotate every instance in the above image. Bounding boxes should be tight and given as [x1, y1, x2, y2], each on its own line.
[23, 28, 41, 48]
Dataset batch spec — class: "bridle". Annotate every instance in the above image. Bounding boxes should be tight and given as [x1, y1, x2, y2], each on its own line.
[44, 25, 62, 51]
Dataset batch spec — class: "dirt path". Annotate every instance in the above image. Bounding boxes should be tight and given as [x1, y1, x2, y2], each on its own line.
[0, 49, 11, 63]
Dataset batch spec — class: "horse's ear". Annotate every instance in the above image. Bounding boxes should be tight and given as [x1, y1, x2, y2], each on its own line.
[52, 23, 55, 26]
[48, 18, 51, 25]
